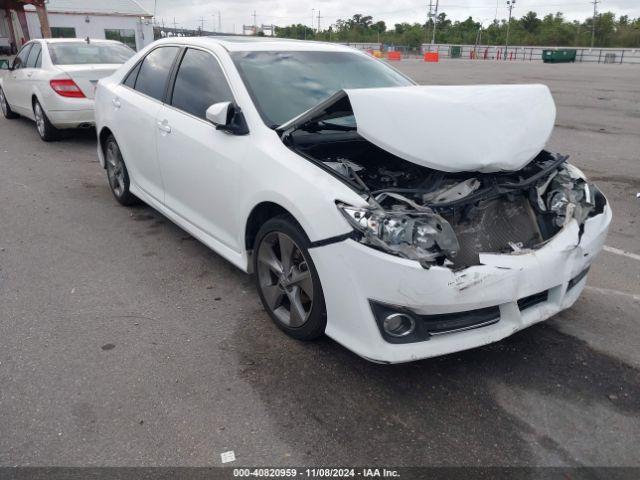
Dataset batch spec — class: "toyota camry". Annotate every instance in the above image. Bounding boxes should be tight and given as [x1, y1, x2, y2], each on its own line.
[94, 37, 611, 363]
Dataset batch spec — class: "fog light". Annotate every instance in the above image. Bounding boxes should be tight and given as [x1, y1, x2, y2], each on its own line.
[383, 313, 416, 337]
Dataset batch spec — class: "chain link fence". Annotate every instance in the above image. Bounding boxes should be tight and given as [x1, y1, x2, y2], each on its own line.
[420, 44, 640, 64]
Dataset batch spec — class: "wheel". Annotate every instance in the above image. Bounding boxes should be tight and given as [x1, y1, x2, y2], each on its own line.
[254, 215, 327, 340]
[33, 99, 59, 141]
[0, 87, 18, 119]
[104, 135, 139, 206]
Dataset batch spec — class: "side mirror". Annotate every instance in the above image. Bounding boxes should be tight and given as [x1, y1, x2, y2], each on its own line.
[0, 59, 10, 71]
[205, 101, 249, 135]
[206, 101, 232, 126]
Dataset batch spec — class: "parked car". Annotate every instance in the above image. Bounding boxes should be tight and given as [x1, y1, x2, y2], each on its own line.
[0, 38, 134, 141]
[94, 37, 611, 363]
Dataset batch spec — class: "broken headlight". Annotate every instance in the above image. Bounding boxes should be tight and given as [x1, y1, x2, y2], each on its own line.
[542, 163, 595, 227]
[337, 203, 459, 265]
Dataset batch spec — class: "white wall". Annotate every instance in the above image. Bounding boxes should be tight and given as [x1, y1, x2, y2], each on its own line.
[25, 12, 154, 50]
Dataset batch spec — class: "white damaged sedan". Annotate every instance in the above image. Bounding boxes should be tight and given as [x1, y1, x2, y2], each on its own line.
[94, 37, 611, 363]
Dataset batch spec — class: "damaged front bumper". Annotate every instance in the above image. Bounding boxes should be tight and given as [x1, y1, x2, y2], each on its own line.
[309, 203, 611, 364]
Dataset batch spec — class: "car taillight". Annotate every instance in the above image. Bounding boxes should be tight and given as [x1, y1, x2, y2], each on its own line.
[50, 79, 85, 98]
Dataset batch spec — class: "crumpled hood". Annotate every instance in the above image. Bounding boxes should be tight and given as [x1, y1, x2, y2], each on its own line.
[280, 84, 557, 174]
[345, 84, 556, 173]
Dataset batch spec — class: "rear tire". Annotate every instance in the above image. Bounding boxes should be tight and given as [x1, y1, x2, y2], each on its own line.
[0, 87, 18, 119]
[253, 215, 327, 341]
[33, 99, 59, 142]
[104, 135, 139, 206]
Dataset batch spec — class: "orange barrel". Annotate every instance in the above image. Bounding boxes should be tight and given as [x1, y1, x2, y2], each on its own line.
[424, 52, 439, 62]
[387, 51, 402, 61]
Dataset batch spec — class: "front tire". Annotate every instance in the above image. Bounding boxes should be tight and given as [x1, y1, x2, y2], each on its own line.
[33, 99, 59, 141]
[0, 87, 18, 119]
[104, 135, 139, 206]
[253, 215, 327, 340]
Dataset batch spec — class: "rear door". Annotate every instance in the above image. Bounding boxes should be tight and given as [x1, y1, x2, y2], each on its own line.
[156, 47, 247, 250]
[22, 41, 42, 115]
[3, 43, 32, 113]
[111, 45, 181, 203]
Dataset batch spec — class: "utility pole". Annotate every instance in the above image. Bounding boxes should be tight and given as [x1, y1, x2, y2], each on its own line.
[312, 9, 315, 34]
[252, 10, 257, 34]
[218, 11, 222, 32]
[317, 10, 321, 34]
[431, 0, 439, 44]
[504, 0, 515, 60]
[591, 0, 599, 48]
[426, 0, 433, 43]
[199, 16, 205, 34]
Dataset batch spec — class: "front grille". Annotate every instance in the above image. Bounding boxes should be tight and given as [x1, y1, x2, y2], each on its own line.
[423, 306, 501, 335]
[517, 290, 549, 311]
[443, 196, 543, 267]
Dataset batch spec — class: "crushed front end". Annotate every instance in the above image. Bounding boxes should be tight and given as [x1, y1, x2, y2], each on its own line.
[279, 87, 611, 363]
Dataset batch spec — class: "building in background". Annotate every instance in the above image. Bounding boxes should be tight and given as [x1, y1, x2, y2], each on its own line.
[0, 10, 11, 53]
[2, 0, 154, 52]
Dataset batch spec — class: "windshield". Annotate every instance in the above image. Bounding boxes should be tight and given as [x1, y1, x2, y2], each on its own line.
[231, 51, 413, 127]
[48, 42, 135, 65]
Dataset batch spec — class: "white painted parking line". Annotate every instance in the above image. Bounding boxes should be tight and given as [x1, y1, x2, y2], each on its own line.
[603, 245, 640, 262]
[586, 286, 640, 302]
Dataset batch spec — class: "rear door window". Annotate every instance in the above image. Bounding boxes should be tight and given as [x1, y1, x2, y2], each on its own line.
[134, 46, 180, 102]
[123, 62, 142, 89]
[26, 43, 42, 68]
[170, 48, 233, 119]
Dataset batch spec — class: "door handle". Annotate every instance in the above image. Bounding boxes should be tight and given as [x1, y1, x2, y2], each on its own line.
[26, 73, 33, 78]
[157, 120, 171, 134]
[112, 98, 121, 109]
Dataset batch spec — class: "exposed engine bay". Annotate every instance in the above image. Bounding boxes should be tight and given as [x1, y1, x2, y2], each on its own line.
[282, 125, 606, 269]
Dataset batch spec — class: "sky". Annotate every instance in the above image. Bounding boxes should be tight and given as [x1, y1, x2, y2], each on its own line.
[138, 0, 640, 34]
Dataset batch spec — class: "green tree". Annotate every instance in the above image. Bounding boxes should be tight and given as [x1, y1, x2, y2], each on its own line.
[273, 10, 640, 49]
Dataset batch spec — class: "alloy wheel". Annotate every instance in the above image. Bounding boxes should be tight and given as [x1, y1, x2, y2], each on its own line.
[0, 89, 7, 116]
[256, 232, 314, 328]
[34, 103, 45, 138]
[105, 142, 126, 197]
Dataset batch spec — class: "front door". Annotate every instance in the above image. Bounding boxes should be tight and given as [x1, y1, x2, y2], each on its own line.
[156, 47, 248, 251]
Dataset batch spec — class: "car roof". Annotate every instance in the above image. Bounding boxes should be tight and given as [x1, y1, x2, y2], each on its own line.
[153, 36, 359, 53]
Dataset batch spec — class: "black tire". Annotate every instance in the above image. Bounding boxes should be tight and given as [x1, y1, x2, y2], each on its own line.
[103, 135, 139, 206]
[33, 99, 59, 141]
[253, 215, 327, 341]
[0, 87, 19, 119]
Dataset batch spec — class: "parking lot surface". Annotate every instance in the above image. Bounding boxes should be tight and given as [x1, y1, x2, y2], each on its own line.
[1, 60, 639, 467]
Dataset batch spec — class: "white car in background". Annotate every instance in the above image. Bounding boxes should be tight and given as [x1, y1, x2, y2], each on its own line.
[0, 38, 134, 141]
[94, 37, 611, 363]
